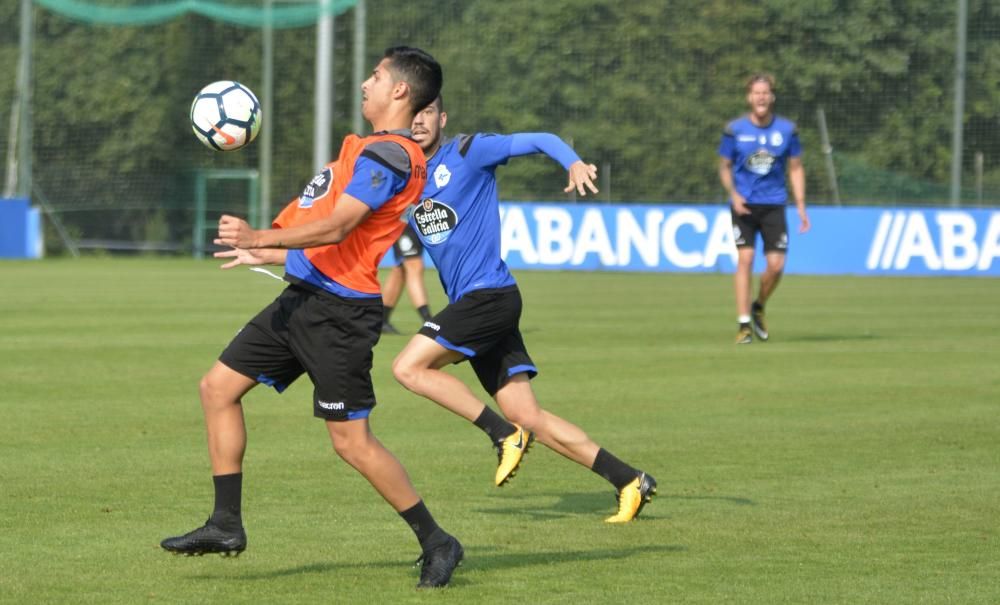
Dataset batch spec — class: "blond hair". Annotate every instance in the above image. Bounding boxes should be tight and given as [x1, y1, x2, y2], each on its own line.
[745, 73, 776, 93]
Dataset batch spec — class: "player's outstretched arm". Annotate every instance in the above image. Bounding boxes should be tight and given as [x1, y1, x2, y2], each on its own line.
[564, 160, 599, 196]
[508, 133, 598, 196]
[216, 197, 371, 250]
[213, 246, 287, 269]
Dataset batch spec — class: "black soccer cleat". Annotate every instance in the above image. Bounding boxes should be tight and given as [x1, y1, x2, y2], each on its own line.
[415, 534, 464, 588]
[382, 321, 401, 335]
[751, 301, 769, 341]
[161, 518, 247, 557]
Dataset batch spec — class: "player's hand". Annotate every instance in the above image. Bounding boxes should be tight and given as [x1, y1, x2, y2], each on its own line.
[798, 208, 811, 233]
[217, 214, 258, 249]
[213, 246, 269, 269]
[731, 193, 751, 215]
[564, 161, 599, 196]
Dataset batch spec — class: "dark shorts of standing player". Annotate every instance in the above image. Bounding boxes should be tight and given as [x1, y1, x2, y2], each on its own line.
[418, 285, 537, 396]
[391, 224, 425, 264]
[731, 204, 789, 253]
[219, 282, 382, 421]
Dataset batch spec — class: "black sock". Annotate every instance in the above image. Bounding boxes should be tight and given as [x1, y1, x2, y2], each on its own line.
[473, 406, 517, 446]
[752, 300, 764, 313]
[399, 500, 444, 548]
[384, 306, 395, 322]
[591, 448, 639, 490]
[211, 473, 243, 528]
[417, 305, 432, 322]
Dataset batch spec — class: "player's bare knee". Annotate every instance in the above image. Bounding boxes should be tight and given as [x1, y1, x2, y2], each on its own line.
[393, 356, 432, 394]
[391, 357, 418, 391]
[329, 433, 372, 466]
[330, 437, 353, 462]
[198, 374, 224, 407]
[499, 402, 541, 431]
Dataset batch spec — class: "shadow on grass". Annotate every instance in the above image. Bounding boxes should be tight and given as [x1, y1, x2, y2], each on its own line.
[212, 543, 685, 583]
[781, 332, 878, 343]
[178, 492, 742, 583]
[476, 490, 755, 521]
[668, 494, 755, 506]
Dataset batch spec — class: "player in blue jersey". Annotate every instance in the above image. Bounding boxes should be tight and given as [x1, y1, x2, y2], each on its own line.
[380, 224, 433, 335]
[391, 96, 656, 523]
[719, 73, 810, 344]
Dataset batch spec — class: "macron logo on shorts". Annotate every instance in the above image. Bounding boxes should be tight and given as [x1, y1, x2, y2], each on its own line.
[318, 400, 345, 411]
[423, 321, 441, 332]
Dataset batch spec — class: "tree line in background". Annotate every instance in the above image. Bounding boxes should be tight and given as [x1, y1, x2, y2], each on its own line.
[1, 0, 998, 249]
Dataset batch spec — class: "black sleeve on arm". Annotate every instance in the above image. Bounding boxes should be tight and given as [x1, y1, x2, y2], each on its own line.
[360, 141, 412, 180]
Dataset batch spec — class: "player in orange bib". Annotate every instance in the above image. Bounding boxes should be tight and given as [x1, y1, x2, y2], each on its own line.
[160, 47, 463, 589]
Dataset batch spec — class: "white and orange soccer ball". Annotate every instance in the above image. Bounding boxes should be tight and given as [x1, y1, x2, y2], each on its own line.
[190, 81, 262, 151]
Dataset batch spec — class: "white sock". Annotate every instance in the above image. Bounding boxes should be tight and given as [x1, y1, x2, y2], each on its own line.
[738, 315, 751, 324]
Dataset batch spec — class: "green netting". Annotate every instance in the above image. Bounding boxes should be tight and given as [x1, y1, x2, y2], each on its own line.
[6, 0, 1000, 256]
[32, 0, 358, 27]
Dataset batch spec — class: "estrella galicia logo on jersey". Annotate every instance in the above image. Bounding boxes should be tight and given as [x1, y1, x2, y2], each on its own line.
[746, 150, 775, 175]
[413, 198, 457, 245]
[299, 167, 332, 208]
[434, 163, 452, 188]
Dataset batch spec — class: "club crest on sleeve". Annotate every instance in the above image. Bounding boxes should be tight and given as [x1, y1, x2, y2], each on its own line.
[299, 167, 333, 208]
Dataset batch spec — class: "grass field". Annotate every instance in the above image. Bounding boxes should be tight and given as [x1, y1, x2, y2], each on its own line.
[1, 258, 998, 604]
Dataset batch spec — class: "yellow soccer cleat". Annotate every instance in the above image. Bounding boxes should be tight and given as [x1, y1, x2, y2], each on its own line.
[494, 425, 534, 487]
[605, 472, 658, 523]
[735, 325, 753, 344]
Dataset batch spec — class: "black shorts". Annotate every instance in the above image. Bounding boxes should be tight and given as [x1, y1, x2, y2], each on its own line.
[418, 286, 537, 396]
[219, 283, 383, 421]
[731, 204, 789, 253]
[391, 225, 424, 264]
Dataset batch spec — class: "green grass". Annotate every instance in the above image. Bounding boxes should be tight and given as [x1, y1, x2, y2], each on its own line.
[1, 258, 998, 604]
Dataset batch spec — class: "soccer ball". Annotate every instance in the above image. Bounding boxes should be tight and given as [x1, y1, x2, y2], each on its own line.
[190, 81, 262, 151]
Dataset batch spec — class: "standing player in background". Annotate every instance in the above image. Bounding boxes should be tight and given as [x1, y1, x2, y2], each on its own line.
[719, 73, 810, 344]
[392, 96, 657, 523]
[160, 47, 464, 589]
[380, 224, 433, 334]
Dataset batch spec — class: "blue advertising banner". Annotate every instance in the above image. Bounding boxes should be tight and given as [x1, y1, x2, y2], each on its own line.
[492, 203, 1000, 276]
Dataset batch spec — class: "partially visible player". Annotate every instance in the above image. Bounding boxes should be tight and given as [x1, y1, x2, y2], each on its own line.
[392, 96, 657, 523]
[719, 73, 810, 344]
[380, 224, 433, 334]
[160, 47, 463, 589]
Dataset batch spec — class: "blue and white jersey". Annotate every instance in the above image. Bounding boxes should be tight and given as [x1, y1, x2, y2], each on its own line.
[411, 133, 517, 303]
[718, 115, 801, 205]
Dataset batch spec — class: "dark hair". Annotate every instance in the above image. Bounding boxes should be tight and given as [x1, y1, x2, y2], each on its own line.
[745, 72, 776, 93]
[418, 94, 444, 114]
[383, 47, 443, 114]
